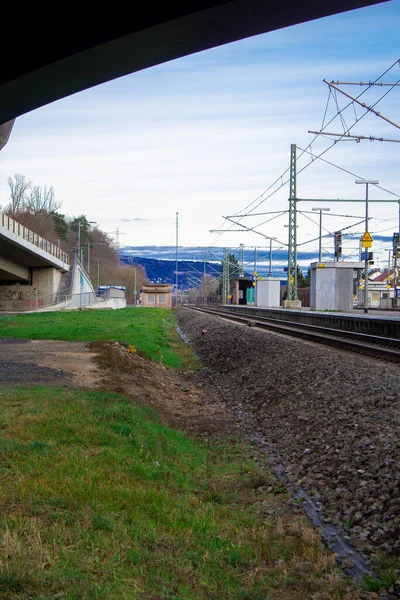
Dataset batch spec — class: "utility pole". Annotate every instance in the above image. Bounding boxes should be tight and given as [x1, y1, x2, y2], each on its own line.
[222, 248, 230, 304]
[203, 259, 207, 304]
[133, 268, 137, 305]
[395, 201, 400, 306]
[107, 228, 127, 263]
[77, 220, 81, 264]
[286, 143, 299, 304]
[96, 258, 100, 293]
[387, 249, 392, 309]
[312, 208, 330, 263]
[268, 237, 278, 277]
[239, 243, 244, 277]
[356, 179, 379, 314]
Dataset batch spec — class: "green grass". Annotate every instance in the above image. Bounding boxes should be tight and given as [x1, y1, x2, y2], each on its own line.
[0, 386, 357, 600]
[0, 308, 197, 369]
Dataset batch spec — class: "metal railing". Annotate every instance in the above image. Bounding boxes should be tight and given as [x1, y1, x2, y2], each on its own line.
[0, 291, 105, 312]
[0, 212, 69, 264]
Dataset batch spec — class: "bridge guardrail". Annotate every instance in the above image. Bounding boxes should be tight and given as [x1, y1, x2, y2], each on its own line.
[0, 213, 69, 264]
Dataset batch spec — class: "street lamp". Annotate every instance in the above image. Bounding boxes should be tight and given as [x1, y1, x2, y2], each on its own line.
[133, 268, 137, 306]
[76, 219, 96, 310]
[96, 258, 100, 293]
[77, 219, 96, 265]
[385, 248, 392, 309]
[86, 222, 97, 271]
[355, 179, 379, 314]
[266, 237, 277, 277]
[312, 208, 330, 263]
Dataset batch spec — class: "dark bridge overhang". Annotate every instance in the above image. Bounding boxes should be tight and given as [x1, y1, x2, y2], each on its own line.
[0, 0, 385, 126]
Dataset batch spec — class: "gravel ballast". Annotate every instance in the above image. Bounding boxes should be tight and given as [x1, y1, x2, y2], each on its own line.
[177, 306, 400, 576]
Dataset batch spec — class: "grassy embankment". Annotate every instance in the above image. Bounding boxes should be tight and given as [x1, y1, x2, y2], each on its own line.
[0, 308, 196, 369]
[0, 308, 364, 598]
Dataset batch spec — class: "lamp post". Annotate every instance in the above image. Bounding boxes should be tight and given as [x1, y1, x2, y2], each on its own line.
[76, 218, 96, 265]
[355, 179, 379, 314]
[96, 258, 100, 294]
[312, 208, 330, 263]
[86, 221, 96, 273]
[267, 237, 277, 277]
[386, 249, 392, 309]
[133, 268, 137, 306]
[76, 219, 96, 310]
[77, 220, 81, 263]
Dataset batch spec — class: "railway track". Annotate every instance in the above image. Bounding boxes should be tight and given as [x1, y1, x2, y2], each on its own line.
[187, 304, 400, 362]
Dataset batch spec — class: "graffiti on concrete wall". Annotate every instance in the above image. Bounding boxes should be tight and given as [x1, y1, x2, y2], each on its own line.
[0, 288, 44, 300]
[0, 288, 45, 310]
[19, 298, 44, 308]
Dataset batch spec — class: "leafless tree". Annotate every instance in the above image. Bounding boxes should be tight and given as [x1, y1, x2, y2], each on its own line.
[26, 185, 61, 214]
[6, 174, 32, 214]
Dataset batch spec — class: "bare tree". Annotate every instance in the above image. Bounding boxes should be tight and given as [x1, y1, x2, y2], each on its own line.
[6, 174, 31, 214]
[26, 185, 61, 213]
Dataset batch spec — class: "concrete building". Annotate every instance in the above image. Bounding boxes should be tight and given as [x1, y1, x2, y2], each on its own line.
[255, 278, 282, 308]
[233, 277, 255, 305]
[310, 261, 363, 311]
[141, 284, 172, 309]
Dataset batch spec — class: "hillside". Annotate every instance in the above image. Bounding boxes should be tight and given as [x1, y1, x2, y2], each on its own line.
[120, 256, 222, 290]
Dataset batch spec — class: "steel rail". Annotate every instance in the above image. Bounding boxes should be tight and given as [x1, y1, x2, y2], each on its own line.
[186, 305, 400, 362]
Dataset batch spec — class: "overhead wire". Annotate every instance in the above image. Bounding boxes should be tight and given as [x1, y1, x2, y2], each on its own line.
[207, 60, 400, 263]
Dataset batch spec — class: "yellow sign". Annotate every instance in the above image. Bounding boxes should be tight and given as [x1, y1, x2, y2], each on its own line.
[253, 271, 258, 277]
[289, 275, 294, 284]
[317, 263, 325, 268]
[361, 231, 373, 248]
[387, 284, 391, 289]
[362, 231, 373, 242]
[258, 275, 263, 281]
[227, 294, 232, 299]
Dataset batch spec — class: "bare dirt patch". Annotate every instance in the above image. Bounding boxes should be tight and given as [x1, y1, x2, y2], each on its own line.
[90, 341, 237, 439]
[0, 336, 237, 439]
[0, 338, 101, 388]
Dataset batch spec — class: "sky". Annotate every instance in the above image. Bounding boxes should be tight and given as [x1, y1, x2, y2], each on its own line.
[1, 0, 400, 270]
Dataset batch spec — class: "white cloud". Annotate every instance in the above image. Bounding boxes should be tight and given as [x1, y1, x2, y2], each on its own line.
[0, 0, 399, 261]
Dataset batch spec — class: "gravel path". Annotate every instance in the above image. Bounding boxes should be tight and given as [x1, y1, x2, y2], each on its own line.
[0, 338, 100, 387]
[177, 307, 400, 574]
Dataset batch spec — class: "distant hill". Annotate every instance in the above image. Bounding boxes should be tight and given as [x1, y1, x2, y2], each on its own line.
[120, 256, 223, 290]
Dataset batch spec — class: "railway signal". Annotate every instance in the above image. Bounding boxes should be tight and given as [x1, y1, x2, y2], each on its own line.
[334, 231, 342, 260]
[393, 232, 400, 258]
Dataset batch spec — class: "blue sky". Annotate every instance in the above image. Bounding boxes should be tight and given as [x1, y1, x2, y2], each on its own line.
[0, 0, 399, 270]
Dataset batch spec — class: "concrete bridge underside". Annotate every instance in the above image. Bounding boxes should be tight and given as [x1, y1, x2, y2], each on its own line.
[0, 0, 384, 126]
[0, 227, 69, 283]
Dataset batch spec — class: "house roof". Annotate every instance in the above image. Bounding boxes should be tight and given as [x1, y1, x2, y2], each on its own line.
[371, 270, 395, 282]
[142, 284, 172, 292]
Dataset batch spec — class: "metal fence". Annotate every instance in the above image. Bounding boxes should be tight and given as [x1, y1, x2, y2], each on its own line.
[0, 212, 69, 264]
[0, 291, 105, 313]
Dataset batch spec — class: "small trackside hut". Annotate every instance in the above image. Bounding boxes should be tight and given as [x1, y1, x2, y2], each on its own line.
[141, 283, 172, 309]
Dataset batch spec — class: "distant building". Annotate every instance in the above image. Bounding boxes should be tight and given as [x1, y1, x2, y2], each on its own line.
[141, 283, 172, 308]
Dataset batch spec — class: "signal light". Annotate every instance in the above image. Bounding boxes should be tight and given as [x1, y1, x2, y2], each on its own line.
[334, 231, 342, 259]
[393, 233, 400, 258]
